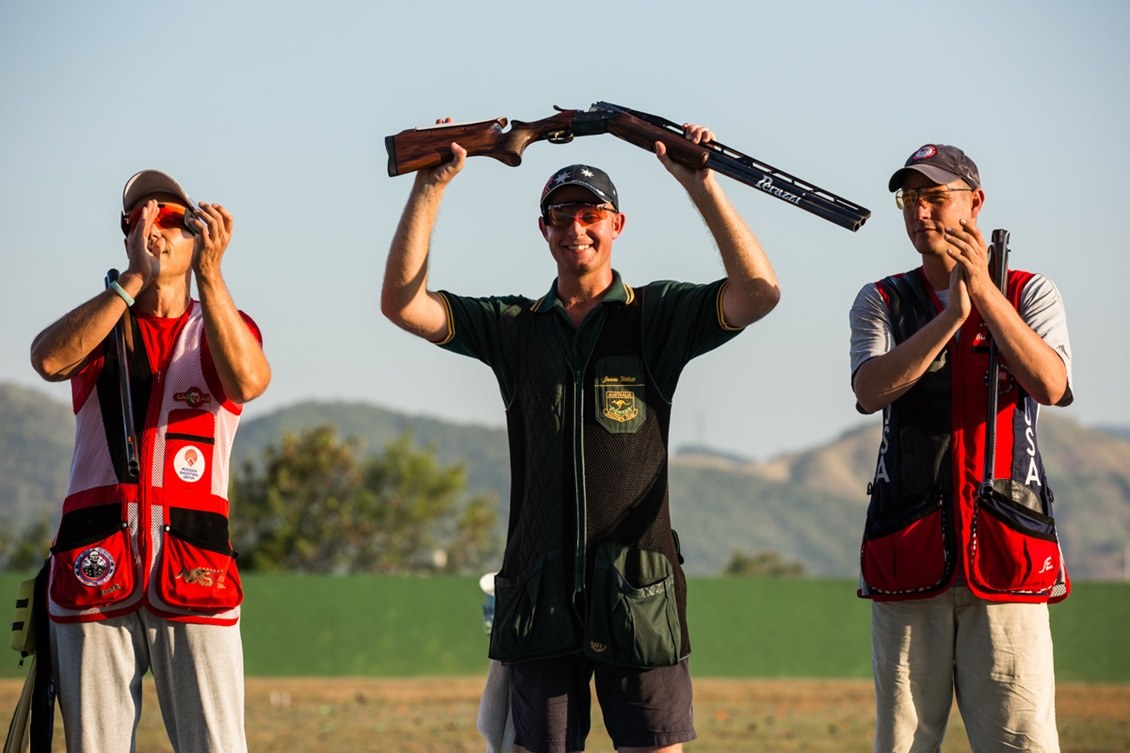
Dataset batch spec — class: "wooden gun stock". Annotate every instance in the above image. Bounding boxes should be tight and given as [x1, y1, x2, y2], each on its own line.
[386, 111, 581, 177]
[384, 106, 710, 178]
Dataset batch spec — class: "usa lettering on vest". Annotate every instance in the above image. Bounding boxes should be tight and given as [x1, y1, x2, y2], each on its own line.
[1023, 402, 1041, 486]
[874, 413, 891, 484]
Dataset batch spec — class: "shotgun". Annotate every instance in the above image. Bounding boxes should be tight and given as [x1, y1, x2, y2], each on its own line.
[104, 269, 140, 479]
[981, 229, 1011, 492]
[385, 101, 871, 232]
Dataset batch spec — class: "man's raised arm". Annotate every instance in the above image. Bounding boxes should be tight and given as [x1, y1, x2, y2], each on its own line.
[381, 141, 467, 342]
[656, 125, 780, 329]
[192, 201, 272, 404]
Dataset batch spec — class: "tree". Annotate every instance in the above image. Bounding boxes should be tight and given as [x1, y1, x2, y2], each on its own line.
[230, 426, 500, 574]
[723, 549, 806, 577]
[0, 517, 53, 571]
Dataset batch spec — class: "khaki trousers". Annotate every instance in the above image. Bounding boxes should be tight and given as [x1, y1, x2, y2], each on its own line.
[51, 609, 247, 753]
[871, 587, 1059, 753]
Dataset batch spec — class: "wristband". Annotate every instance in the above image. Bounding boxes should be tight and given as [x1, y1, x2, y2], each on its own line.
[109, 280, 135, 308]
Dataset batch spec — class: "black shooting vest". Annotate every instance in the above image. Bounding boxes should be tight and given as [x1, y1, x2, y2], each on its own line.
[489, 287, 689, 666]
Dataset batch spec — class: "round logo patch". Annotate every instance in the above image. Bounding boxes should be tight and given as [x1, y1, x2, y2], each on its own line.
[173, 445, 206, 483]
[912, 144, 938, 161]
[74, 547, 116, 587]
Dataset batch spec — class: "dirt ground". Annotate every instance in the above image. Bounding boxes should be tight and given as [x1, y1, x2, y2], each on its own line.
[2, 677, 1127, 752]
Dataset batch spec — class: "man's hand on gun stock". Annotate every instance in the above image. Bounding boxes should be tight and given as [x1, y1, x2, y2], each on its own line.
[413, 118, 467, 191]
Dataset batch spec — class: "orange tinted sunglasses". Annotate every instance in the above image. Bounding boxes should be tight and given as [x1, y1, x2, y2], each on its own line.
[543, 203, 618, 229]
[120, 203, 195, 236]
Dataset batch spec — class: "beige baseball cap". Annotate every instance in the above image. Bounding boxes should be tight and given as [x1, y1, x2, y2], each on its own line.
[121, 169, 193, 211]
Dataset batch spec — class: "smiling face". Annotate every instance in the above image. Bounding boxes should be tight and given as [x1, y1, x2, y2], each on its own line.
[538, 185, 624, 281]
[899, 172, 984, 260]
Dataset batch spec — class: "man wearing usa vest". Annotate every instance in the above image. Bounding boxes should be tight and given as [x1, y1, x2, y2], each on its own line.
[30, 169, 270, 752]
[849, 144, 1073, 753]
[382, 124, 780, 753]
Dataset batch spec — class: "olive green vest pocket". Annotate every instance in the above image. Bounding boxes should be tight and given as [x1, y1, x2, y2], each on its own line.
[585, 542, 681, 667]
[489, 550, 580, 663]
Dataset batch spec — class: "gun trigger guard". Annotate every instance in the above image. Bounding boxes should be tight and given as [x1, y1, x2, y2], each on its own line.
[547, 130, 574, 144]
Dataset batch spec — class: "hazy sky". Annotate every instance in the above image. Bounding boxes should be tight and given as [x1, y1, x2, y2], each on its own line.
[2, 2, 1126, 460]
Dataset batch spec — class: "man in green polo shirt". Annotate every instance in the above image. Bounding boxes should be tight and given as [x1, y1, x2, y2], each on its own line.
[381, 123, 780, 753]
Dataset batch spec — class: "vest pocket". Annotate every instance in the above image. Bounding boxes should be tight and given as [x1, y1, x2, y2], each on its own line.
[49, 514, 135, 610]
[861, 494, 949, 595]
[585, 542, 681, 668]
[156, 510, 243, 613]
[489, 550, 579, 662]
[969, 481, 1061, 595]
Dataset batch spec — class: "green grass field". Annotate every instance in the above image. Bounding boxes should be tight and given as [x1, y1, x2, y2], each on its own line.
[3, 574, 1127, 682]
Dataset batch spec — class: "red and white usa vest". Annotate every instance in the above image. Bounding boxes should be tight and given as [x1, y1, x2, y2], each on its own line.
[858, 267, 1069, 604]
[48, 304, 246, 624]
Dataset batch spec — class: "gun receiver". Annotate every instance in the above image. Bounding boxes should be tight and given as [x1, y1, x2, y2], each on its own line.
[988, 228, 1010, 293]
[385, 102, 871, 231]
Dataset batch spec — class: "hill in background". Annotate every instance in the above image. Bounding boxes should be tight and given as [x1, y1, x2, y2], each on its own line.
[0, 383, 73, 527]
[4, 383, 1128, 579]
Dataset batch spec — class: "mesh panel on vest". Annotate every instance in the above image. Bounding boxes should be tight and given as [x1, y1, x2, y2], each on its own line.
[69, 398, 122, 494]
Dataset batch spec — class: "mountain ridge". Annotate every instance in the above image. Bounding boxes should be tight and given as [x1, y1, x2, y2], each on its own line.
[4, 383, 1127, 578]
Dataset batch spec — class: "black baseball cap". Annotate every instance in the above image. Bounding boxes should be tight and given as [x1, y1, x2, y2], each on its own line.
[540, 164, 619, 212]
[888, 144, 980, 192]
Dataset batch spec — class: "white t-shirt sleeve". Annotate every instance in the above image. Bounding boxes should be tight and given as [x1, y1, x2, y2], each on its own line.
[849, 283, 891, 378]
[1019, 273, 1074, 405]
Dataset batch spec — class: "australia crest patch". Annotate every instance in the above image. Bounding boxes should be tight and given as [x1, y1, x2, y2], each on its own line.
[602, 390, 639, 423]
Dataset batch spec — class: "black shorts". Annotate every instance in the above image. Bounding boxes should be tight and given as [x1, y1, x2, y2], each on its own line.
[508, 653, 695, 753]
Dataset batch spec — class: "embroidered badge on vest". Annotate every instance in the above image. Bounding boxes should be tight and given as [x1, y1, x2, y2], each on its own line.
[75, 547, 116, 587]
[175, 566, 229, 589]
[603, 390, 639, 423]
[174, 386, 212, 407]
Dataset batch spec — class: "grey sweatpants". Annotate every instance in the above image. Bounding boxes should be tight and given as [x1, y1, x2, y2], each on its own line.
[50, 609, 247, 753]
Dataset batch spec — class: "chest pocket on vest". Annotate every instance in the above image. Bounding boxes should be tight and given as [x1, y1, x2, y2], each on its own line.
[164, 409, 215, 492]
[594, 356, 647, 434]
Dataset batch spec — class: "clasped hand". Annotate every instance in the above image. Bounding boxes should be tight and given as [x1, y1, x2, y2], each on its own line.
[943, 218, 995, 320]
